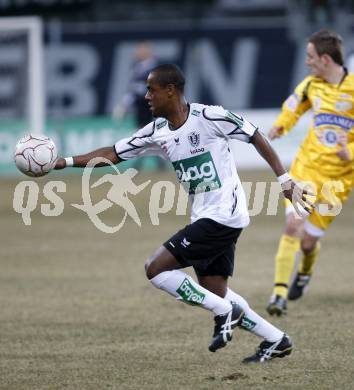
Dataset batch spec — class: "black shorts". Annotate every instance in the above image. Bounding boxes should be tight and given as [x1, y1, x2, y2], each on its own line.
[163, 218, 242, 277]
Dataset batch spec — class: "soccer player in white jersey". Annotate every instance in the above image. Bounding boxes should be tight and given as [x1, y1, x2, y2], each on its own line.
[55, 64, 312, 363]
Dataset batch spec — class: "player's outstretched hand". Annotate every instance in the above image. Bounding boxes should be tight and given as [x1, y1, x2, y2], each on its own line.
[54, 157, 66, 170]
[336, 131, 351, 161]
[268, 126, 284, 140]
[281, 179, 315, 216]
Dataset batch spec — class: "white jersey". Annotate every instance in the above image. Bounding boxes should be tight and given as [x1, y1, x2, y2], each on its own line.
[114, 103, 258, 228]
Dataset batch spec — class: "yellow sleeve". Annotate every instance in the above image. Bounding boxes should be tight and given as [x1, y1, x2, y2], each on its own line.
[273, 76, 313, 136]
[346, 142, 354, 160]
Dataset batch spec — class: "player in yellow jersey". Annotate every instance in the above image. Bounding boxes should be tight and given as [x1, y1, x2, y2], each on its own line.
[266, 29, 354, 316]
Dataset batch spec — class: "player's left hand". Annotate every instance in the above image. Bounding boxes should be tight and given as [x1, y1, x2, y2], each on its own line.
[54, 157, 66, 170]
[281, 179, 315, 216]
[337, 147, 351, 161]
[336, 131, 351, 161]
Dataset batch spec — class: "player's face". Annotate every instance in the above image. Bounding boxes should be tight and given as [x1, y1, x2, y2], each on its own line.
[306, 43, 326, 78]
[145, 74, 171, 118]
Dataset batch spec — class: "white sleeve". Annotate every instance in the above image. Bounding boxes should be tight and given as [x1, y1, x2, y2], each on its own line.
[114, 122, 164, 160]
[202, 106, 258, 142]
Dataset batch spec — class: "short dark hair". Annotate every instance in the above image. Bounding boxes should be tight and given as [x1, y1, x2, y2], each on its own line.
[308, 29, 344, 66]
[150, 64, 185, 93]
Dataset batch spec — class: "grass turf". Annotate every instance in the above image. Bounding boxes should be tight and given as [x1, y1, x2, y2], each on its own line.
[1, 171, 354, 389]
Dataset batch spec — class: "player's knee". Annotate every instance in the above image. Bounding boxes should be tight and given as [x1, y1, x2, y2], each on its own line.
[145, 256, 164, 280]
[301, 238, 317, 255]
[284, 224, 298, 236]
[284, 214, 302, 236]
[145, 258, 155, 280]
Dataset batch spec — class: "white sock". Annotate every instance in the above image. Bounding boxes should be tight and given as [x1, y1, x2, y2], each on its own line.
[225, 288, 283, 342]
[150, 270, 232, 316]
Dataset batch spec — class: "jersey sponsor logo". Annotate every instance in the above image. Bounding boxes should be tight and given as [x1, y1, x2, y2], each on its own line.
[191, 109, 201, 117]
[190, 147, 205, 154]
[156, 120, 167, 129]
[188, 131, 200, 147]
[314, 113, 354, 131]
[335, 101, 352, 111]
[172, 151, 221, 194]
[225, 110, 244, 127]
[176, 278, 205, 305]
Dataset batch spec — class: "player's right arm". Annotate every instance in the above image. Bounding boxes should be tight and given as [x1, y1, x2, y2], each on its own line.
[54, 146, 121, 169]
[269, 76, 313, 140]
[54, 122, 162, 170]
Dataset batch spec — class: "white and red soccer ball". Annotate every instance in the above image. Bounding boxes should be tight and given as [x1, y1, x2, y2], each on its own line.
[14, 134, 58, 177]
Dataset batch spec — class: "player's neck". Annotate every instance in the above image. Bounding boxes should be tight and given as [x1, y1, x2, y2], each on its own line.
[323, 64, 345, 84]
[167, 100, 189, 130]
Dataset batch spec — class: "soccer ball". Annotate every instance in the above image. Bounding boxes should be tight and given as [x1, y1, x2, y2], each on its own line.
[14, 134, 58, 177]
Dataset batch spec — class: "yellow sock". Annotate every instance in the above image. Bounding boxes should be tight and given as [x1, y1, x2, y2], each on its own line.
[273, 234, 300, 298]
[298, 242, 321, 275]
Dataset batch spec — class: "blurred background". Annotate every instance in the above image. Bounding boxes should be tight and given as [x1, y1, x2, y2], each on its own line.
[1, 0, 354, 174]
[2, 5, 354, 389]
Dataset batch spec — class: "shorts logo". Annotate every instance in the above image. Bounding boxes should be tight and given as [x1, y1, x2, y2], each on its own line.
[176, 278, 205, 305]
[172, 151, 221, 194]
[188, 131, 200, 147]
[181, 237, 191, 247]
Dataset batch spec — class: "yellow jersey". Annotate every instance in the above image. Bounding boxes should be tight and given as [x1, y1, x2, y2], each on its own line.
[273, 70, 354, 177]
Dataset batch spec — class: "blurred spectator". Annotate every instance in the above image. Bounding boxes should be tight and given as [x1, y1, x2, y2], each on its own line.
[113, 42, 158, 127]
[307, 0, 334, 24]
[292, 0, 350, 26]
[113, 42, 167, 170]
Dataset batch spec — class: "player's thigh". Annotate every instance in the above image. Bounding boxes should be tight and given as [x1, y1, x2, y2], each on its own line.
[165, 219, 242, 270]
[194, 241, 238, 298]
[284, 199, 305, 237]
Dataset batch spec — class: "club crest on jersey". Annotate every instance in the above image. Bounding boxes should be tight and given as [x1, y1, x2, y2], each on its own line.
[321, 129, 338, 147]
[188, 131, 200, 148]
